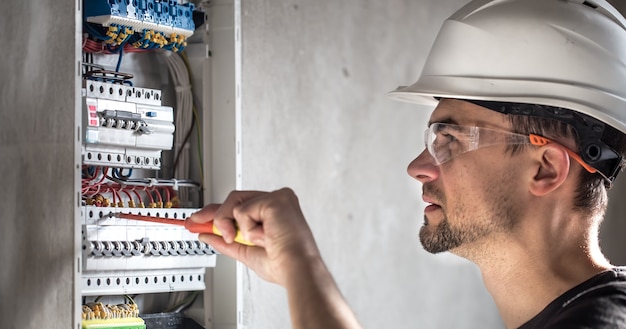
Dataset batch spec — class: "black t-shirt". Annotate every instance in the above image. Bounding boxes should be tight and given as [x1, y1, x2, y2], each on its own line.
[519, 268, 626, 328]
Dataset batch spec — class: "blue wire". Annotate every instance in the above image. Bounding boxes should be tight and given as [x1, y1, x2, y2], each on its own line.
[115, 45, 124, 72]
[84, 23, 109, 41]
[83, 166, 97, 178]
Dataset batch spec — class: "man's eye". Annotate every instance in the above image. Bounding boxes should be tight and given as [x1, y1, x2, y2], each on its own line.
[442, 133, 457, 142]
[435, 132, 457, 144]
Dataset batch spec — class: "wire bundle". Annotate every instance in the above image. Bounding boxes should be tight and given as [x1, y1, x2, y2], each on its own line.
[163, 51, 195, 204]
[82, 296, 145, 329]
[83, 37, 147, 55]
[82, 302, 139, 320]
[81, 166, 201, 208]
[84, 23, 188, 53]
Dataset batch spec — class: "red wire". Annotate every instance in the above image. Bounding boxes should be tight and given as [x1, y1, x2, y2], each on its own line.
[82, 37, 151, 54]
[143, 187, 154, 204]
[107, 185, 118, 207]
[121, 188, 134, 205]
[168, 187, 178, 204]
[84, 184, 103, 198]
[96, 167, 108, 185]
[161, 186, 171, 203]
[131, 188, 143, 205]
[82, 167, 107, 198]
[79, 165, 188, 208]
[152, 187, 163, 204]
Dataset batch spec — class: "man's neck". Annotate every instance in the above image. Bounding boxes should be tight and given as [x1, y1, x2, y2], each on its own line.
[465, 216, 611, 328]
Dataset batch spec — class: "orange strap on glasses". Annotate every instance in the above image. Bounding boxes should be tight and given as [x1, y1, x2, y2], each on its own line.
[529, 134, 597, 174]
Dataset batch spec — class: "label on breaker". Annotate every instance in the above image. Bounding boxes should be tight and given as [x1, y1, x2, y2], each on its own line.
[85, 129, 100, 144]
[87, 99, 99, 127]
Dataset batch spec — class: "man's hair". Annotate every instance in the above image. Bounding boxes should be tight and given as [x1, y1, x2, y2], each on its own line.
[507, 114, 626, 217]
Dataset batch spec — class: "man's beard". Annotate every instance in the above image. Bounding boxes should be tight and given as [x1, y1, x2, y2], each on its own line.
[419, 215, 465, 253]
[419, 184, 464, 253]
[418, 183, 518, 254]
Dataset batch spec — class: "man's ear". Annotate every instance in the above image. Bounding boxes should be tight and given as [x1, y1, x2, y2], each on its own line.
[529, 144, 571, 196]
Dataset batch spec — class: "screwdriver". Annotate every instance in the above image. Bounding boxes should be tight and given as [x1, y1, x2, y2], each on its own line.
[106, 212, 255, 246]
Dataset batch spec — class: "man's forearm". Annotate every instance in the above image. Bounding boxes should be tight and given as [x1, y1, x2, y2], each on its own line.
[285, 256, 362, 329]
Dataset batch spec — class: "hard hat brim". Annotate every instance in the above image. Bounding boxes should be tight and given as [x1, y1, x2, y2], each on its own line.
[388, 75, 626, 135]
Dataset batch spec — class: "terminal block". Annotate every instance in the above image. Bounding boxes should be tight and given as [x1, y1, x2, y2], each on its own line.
[82, 80, 174, 169]
[81, 206, 216, 295]
[82, 206, 217, 271]
[85, 0, 196, 37]
[82, 268, 206, 295]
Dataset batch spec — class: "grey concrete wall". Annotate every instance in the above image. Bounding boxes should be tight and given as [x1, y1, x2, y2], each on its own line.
[238, 1, 503, 328]
[0, 0, 79, 328]
[603, 174, 626, 265]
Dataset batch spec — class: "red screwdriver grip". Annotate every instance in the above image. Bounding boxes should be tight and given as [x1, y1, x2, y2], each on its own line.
[184, 220, 215, 234]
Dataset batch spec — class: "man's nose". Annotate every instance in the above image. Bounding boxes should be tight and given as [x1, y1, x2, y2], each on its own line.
[407, 149, 439, 184]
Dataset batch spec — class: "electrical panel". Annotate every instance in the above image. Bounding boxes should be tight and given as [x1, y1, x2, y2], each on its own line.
[80, 0, 212, 326]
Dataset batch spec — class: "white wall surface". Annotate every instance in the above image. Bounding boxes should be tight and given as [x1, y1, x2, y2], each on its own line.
[236, 1, 504, 328]
[0, 0, 79, 328]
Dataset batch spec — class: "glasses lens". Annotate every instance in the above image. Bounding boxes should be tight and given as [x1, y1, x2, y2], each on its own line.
[425, 123, 460, 165]
[424, 123, 488, 165]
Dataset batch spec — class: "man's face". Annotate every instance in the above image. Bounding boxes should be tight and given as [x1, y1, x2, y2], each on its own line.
[407, 99, 527, 259]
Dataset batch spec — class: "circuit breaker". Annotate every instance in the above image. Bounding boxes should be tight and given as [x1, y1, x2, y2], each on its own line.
[82, 80, 174, 169]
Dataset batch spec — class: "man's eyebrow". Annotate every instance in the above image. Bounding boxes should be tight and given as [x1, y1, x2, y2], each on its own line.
[427, 117, 459, 127]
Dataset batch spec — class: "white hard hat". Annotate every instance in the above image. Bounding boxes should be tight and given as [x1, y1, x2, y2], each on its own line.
[389, 0, 626, 135]
[389, 0, 626, 184]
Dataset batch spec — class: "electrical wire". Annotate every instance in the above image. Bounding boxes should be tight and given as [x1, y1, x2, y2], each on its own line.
[172, 114, 195, 176]
[180, 51, 205, 184]
[143, 186, 155, 205]
[107, 175, 201, 188]
[163, 291, 200, 313]
[162, 50, 197, 204]
[115, 45, 124, 72]
[81, 165, 203, 208]
[84, 22, 188, 54]
[83, 36, 150, 54]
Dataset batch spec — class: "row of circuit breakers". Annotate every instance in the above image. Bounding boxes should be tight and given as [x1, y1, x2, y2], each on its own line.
[81, 80, 215, 296]
[81, 0, 213, 296]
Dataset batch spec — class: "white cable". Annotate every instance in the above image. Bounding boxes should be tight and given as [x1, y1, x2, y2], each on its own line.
[163, 51, 194, 205]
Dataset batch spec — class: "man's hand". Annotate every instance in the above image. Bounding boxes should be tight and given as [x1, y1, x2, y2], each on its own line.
[189, 188, 321, 286]
[191, 188, 362, 329]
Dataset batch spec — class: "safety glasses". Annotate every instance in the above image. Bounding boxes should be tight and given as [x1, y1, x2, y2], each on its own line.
[424, 123, 599, 176]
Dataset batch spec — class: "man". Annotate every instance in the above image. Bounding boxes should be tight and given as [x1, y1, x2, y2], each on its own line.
[191, 0, 626, 327]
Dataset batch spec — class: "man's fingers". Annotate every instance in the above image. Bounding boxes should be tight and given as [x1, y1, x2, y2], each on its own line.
[199, 233, 268, 274]
[232, 203, 264, 243]
[199, 233, 241, 258]
[243, 224, 266, 247]
[213, 190, 266, 242]
[190, 204, 221, 223]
